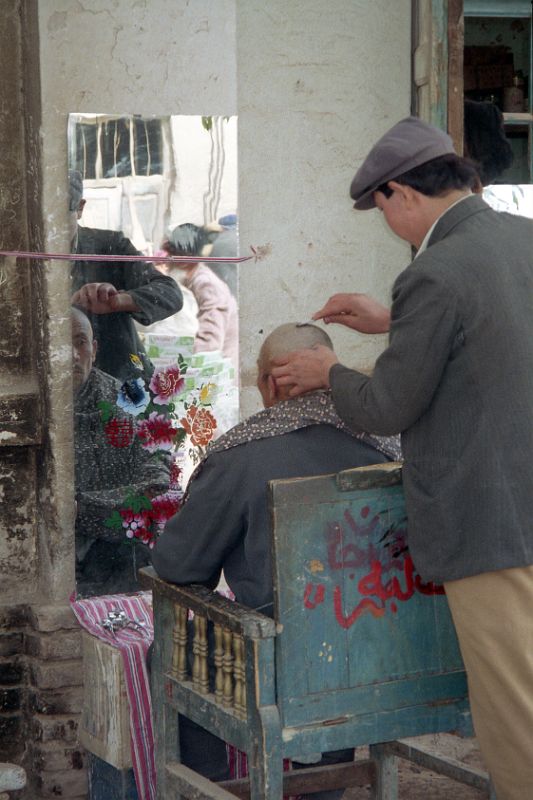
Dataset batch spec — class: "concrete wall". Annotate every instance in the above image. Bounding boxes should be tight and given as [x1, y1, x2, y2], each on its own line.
[236, 0, 412, 413]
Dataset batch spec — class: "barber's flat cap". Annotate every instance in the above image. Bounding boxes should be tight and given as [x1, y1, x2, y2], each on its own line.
[350, 117, 456, 210]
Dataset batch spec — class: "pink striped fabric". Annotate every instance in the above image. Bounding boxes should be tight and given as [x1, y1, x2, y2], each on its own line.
[70, 591, 156, 800]
[71, 589, 300, 800]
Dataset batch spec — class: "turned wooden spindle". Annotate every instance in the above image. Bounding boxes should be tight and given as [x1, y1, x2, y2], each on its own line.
[214, 623, 224, 703]
[192, 614, 209, 694]
[222, 627, 234, 707]
[171, 604, 188, 681]
[233, 633, 246, 718]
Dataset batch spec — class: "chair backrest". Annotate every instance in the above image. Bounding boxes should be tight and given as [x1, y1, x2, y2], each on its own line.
[270, 463, 465, 730]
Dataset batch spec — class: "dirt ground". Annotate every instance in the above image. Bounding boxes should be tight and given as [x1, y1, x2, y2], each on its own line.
[342, 734, 489, 799]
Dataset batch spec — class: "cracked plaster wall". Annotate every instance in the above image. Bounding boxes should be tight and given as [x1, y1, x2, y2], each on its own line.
[38, 0, 411, 422]
[236, 0, 412, 415]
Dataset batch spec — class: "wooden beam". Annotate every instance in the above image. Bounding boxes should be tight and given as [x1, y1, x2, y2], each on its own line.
[448, 0, 465, 151]
[379, 739, 491, 790]
[219, 760, 376, 799]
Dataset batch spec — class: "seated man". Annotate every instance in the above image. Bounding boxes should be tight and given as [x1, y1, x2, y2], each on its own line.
[72, 307, 170, 596]
[153, 322, 399, 613]
[151, 322, 400, 794]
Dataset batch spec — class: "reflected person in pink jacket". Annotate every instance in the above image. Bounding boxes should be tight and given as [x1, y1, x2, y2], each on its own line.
[161, 223, 238, 372]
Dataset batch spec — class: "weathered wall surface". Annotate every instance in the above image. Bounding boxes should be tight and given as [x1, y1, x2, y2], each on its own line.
[236, 0, 412, 414]
[0, 0, 42, 778]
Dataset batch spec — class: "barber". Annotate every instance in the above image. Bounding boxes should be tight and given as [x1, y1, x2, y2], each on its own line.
[272, 117, 533, 800]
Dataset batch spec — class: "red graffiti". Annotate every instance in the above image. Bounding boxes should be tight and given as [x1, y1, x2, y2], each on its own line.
[306, 554, 444, 629]
[327, 509, 407, 573]
[304, 583, 325, 609]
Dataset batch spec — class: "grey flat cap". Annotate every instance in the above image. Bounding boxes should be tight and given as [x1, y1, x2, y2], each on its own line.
[350, 117, 456, 210]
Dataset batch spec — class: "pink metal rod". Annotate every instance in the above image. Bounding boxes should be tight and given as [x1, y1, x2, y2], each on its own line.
[0, 250, 254, 263]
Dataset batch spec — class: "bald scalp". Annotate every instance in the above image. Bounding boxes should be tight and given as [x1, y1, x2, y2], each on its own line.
[258, 323, 332, 374]
[71, 306, 93, 337]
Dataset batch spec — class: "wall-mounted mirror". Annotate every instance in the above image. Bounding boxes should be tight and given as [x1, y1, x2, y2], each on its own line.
[68, 113, 238, 598]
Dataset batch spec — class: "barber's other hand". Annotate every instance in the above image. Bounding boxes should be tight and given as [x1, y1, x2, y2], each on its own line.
[71, 282, 138, 314]
[271, 345, 339, 397]
[312, 293, 391, 334]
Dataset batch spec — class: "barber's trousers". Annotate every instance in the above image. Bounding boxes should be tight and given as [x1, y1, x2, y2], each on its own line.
[444, 565, 533, 800]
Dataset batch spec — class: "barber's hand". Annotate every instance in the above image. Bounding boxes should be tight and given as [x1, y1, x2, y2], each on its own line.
[271, 345, 339, 397]
[71, 282, 139, 314]
[312, 293, 391, 334]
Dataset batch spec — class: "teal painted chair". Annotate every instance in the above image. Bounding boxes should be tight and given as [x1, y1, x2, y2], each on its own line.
[141, 463, 495, 798]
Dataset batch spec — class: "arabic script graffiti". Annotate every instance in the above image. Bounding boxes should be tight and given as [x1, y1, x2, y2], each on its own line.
[303, 504, 444, 628]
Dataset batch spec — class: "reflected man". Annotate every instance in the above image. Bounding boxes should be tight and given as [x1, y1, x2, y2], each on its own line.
[73, 307, 170, 596]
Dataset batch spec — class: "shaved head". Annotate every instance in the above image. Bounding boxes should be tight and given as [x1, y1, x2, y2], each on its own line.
[256, 323, 333, 407]
[71, 307, 96, 391]
[258, 323, 332, 374]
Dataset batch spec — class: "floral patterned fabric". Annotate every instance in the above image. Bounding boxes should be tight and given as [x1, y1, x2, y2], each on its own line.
[185, 391, 401, 498]
[74, 367, 171, 596]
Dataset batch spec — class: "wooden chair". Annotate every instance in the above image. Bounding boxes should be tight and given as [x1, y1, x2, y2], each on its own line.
[141, 463, 495, 799]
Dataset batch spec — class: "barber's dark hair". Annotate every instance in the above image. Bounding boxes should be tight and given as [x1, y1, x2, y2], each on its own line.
[464, 99, 513, 186]
[163, 222, 219, 257]
[376, 153, 480, 198]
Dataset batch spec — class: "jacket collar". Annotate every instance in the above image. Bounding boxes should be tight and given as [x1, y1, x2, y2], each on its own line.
[427, 193, 490, 249]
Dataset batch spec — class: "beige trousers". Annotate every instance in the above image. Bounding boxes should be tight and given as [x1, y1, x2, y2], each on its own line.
[444, 565, 533, 800]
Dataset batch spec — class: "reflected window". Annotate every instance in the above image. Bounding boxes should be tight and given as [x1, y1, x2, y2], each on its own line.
[71, 116, 164, 178]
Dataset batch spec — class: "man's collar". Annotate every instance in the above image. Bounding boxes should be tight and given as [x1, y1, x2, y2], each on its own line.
[415, 193, 474, 258]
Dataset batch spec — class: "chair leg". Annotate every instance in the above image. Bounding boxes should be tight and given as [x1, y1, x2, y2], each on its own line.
[151, 604, 181, 800]
[247, 707, 283, 800]
[369, 743, 399, 800]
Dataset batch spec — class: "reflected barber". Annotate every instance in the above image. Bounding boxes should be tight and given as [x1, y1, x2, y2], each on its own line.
[69, 170, 183, 382]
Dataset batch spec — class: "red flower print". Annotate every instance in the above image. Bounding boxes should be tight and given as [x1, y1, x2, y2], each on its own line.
[137, 412, 176, 453]
[150, 493, 181, 524]
[104, 417, 135, 448]
[119, 508, 153, 543]
[169, 460, 183, 490]
[180, 405, 217, 447]
[149, 365, 185, 405]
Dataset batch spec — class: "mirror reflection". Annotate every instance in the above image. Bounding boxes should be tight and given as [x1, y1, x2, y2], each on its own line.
[69, 114, 238, 597]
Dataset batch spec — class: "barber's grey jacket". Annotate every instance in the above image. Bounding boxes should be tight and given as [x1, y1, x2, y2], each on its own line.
[330, 195, 533, 583]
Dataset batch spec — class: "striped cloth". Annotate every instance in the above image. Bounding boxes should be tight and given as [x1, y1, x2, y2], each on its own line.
[71, 588, 300, 799]
[70, 591, 155, 800]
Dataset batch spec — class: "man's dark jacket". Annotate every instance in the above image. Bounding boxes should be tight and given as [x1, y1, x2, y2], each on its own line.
[152, 422, 391, 615]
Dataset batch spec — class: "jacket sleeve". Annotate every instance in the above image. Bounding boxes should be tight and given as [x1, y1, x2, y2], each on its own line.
[330, 264, 462, 436]
[151, 452, 244, 589]
[110, 232, 184, 325]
